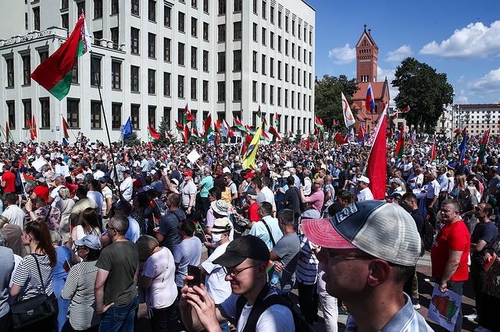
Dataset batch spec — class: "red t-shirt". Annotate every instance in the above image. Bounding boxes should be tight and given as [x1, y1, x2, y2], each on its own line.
[431, 220, 471, 281]
[1, 170, 16, 193]
[33, 185, 50, 203]
[247, 201, 260, 222]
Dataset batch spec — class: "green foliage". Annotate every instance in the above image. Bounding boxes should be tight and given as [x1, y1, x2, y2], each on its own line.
[314, 75, 359, 129]
[392, 57, 454, 133]
[153, 116, 176, 146]
[122, 132, 141, 146]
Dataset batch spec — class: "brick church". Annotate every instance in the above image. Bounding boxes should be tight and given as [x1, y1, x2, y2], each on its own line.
[351, 25, 390, 132]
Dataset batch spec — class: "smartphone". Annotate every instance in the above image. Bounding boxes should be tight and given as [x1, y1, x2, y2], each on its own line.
[187, 265, 202, 287]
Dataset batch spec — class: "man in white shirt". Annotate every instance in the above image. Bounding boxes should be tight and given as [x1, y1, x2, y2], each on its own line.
[119, 169, 134, 203]
[1, 193, 25, 229]
[180, 171, 197, 218]
[356, 176, 374, 201]
[250, 202, 283, 250]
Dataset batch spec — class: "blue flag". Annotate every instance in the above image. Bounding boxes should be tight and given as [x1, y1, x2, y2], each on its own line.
[122, 117, 133, 140]
[458, 134, 467, 163]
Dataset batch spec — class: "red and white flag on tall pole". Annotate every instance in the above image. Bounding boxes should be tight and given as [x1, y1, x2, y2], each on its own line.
[365, 104, 387, 200]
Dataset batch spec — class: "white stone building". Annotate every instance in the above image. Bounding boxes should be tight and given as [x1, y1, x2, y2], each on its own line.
[0, 0, 315, 143]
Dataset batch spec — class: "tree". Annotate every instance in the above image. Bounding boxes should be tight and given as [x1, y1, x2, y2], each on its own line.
[153, 115, 176, 146]
[314, 75, 358, 129]
[392, 57, 454, 133]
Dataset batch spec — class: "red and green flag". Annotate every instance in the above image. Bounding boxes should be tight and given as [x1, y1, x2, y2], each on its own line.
[395, 126, 405, 158]
[183, 104, 194, 123]
[62, 117, 70, 139]
[274, 113, 280, 128]
[147, 123, 161, 140]
[31, 13, 91, 100]
[478, 128, 490, 165]
[234, 117, 246, 132]
[315, 116, 325, 135]
[430, 140, 437, 161]
[32, 115, 38, 139]
[175, 120, 184, 130]
[401, 105, 410, 113]
[204, 114, 213, 139]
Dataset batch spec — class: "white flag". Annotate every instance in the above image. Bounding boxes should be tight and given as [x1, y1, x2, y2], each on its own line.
[342, 92, 356, 127]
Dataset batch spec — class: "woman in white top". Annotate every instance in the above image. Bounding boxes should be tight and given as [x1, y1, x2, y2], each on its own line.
[71, 208, 101, 243]
[56, 187, 75, 243]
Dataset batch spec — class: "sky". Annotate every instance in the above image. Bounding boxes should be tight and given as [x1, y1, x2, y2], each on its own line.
[306, 0, 500, 106]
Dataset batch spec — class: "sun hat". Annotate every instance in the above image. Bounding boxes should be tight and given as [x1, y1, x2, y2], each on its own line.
[211, 217, 232, 234]
[211, 200, 230, 216]
[302, 201, 421, 267]
[213, 235, 269, 267]
[356, 175, 370, 184]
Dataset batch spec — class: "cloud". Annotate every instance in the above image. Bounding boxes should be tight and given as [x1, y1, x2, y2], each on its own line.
[328, 43, 356, 64]
[386, 45, 412, 62]
[467, 67, 500, 95]
[420, 20, 500, 58]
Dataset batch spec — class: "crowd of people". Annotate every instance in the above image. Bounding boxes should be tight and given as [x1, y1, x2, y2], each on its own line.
[0, 131, 499, 332]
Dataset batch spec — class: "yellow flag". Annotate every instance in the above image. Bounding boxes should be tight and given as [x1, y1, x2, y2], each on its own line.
[242, 123, 262, 169]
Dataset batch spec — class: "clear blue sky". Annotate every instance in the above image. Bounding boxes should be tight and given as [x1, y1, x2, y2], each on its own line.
[306, 0, 500, 105]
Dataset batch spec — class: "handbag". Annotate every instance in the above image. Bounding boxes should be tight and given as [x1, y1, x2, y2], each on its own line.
[10, 254, 57, 329]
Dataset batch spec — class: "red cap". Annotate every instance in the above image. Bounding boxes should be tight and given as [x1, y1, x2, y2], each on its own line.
[183, 170, 193, 177]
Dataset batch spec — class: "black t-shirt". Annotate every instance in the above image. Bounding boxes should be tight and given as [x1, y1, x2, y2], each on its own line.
[411, 209, 425, 237]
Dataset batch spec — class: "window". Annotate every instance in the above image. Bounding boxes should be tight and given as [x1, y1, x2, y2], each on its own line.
[22, 54, 31, 85]
[291, 66, 294, 83]
[297, 93, 301, 110]
[191, 77, 197, 99]
[38, 49, 48, 63]
[163, 72, 171, 96]
[233, 80, 241, 101]
[203, 22, 209, 40]
[203, 80, 208, 101]
[292, 42, 295, 58]
[131, 104, 140, 129]
[217, 82, 225, 102]
[178, 75, 184, 98]
[270, 57, 274, 77]
[217, 52, 225, 73]
[191, 0, 197, 8]
[252, 81, 257, 102]
[61, 0, 69, 10]
[233, 50, 241, 72]
[270, 31, 274, 49]
[148, 33, 156, 58]
[218, 0, 226, 15]
[164, 38, 171, 62]
[178, 42, 185, 65]
[178, 12, 185, 32]
[270, 5, 274, 23]
[278, 10, 282, 28]
[39, 98, 50, 128]
[191, 17, 197, 37]
[131, 27, 139, 54]
[6, 57, 14, 88]
[252, 51, 257, 72]
[218, 24, 225, 42]
[93, 30, 102, 45]
[61, 13, 69, 29]
[262, 27, 266, 45]
[7, 101, 15, 129]
[234, 0, 242, 12]
[292, 19, 295, 36]
[277, 87, 281, 106]
[131, 0, 139, 15]
[270, 85, 274, 105]
[111, 60, 121, 89]
[261, 54, 266, 75]
[77, 2, 85, 18]
[285, 40, 288, 55]
[91, 56, 101, 87]
[203, 0, 209, 13]
[163, 107, 171, 129]
[131, 65, 139, 92]
[23, 100, 32, 128]
[284, 89, 288, 108]
[111, 0, 119, 15]
[110, 28, 118, 48]
[33, 7, 40, 31]
[297, 68, 301, 86]
[67, 99, 80, 128]
[252, 0, 257, 13]
[191, 46, 197, 69]
[148, 69, 156, 94]
[291, 92, 295, 109]
[285, 16, 289, 32]
[253, 23, 257, 42]
[203, 50, 208, 71]
[233, 21, 242, 40]
[262, 0, 266, 19]
[91, 101, 102, 129]
[278, 35, 282, 52]
[164, 5, 171, 27]
[261, 83, 266, 104]
[148, 106, 156, 126]
[285, 63, 288, 82]
[298, 23, 301, 39]
[94, 0, 103, 19]
[148, 0, 156, 21]
[111, 103, 121, 129]
[69, 58, 78, 84]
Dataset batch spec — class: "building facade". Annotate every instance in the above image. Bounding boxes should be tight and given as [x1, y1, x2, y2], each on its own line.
[0, 0, 315, 143]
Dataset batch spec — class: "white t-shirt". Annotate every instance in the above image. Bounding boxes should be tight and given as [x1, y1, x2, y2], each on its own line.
[202, 242, 231, 304]
[357, 187, 374, 201]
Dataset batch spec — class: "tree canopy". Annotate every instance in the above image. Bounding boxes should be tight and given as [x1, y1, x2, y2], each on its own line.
[314, 75, 358, 129]
[392, 57, 454, 133]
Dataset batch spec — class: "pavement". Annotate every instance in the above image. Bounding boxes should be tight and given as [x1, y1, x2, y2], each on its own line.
[136, 251, 481, 331]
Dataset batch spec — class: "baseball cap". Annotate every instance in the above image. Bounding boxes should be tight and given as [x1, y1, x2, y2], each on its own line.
[244, 172, 255, 180]
[389, 178, 403, 185]
[74, 234, 101, 250]
[245, 188, 258, 199]
[213, 235, 270, 267]
[36, 177, 46, 184]
[388, 192, 403, 201]
[356, 175, 370, 184]
[211, 200, 230, 216]
[211, 217, 232, 234]
[302, 201, 421, 267]
[183, 170, 193, 177]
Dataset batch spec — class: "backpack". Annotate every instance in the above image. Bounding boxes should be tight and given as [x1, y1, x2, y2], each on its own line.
[235, 285, 313, 332]
[422, 217, 435, 251]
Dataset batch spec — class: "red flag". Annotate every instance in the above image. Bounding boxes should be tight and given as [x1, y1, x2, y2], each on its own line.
[395, 126, 405, 158]
[183, 125, 190, 143]
[204, 114, 212, 134]
[268, 126, 281, 140]
[305, 136, 310, 150]
[147, 123, 161, 140]
[366, 104, 387, 200]
[32, 115, 38, 138]
[241, 133, 253, 157]
[358, 125, 366, 141]
[5, 121, 9, 142]
[401, 105, 410, 113]
[430, 141, 437, 161]
[175, 120, 184, 130]
[184, 104, 194, 122]
[334, 132, 345, 145]
[26, 117, 35, 140]
[62, 117, 70, 139]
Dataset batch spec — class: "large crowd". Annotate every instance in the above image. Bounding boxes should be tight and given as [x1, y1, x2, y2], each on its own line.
[0, 131, 500, 332]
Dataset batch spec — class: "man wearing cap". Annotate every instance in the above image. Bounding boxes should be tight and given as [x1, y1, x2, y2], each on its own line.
[302, 201, 432, 331]
[180, 171, 197, 218]
[180, 235, 295, 331]
[356, 175, 373, 201]
[31, 176, 50, 203]
[244, 188, 260, 222]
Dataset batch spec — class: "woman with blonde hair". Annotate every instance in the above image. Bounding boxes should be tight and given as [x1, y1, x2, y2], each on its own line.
[56, 187, 75, 243]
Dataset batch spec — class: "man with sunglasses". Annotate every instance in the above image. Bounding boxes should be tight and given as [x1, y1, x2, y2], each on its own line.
[302, 201, 432, 331]
[180, 235, 295, 331]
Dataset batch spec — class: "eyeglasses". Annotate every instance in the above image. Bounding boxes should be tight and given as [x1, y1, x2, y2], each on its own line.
[106, 224, 117, 231]
[223, 264, 260, 277]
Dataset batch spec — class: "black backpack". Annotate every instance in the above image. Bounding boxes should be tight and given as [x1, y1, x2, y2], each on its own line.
[422, 218, 435, 251]
[235, 285, 313, 332]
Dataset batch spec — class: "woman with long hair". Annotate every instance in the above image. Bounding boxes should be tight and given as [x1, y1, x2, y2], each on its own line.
[10, 221, 59, 332]
[71, 208, 101, 242]
[56, 187, 76, 243]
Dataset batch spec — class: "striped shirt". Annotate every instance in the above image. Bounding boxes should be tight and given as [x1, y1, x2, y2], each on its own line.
[12, 254, 54, 300]
[345, 293, 433, 331]
[61, 260, 100, 330]
[295, 236, 319, 285]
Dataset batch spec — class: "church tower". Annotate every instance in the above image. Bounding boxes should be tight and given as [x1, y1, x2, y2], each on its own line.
[356, 24, 378, 84]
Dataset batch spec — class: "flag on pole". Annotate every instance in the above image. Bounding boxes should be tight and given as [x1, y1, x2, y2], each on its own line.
[459, 131, 467, 163]
[478, 128, 490, 165]
[183, 104, 194, 123]
[31, 13, 92, 100]
[358, 124, 366, 141]
[32, 115, 38, 139]
[122, 117, 133, 140]
[395, 126, 405, 158]
[175, 120, 184, 130]
[315, 116, 325, 135]
[183, 124, 190, 143]
[365, 83, 376, 112]
[147, 123, 161, 140]
[274, 113, 280, 128]
[62, 117, 70, 139]
[342, 92, 356, 127]
[242, 123, 263, 169]
[269, 126, 281, 140]
[5, 121, 9, 142]
[204, 114, 213, 139]
[430, 140, 437, 161]
[234, 117, 246, 132]
[366, 103, 387, 199]
[26, 117, 35, 140]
